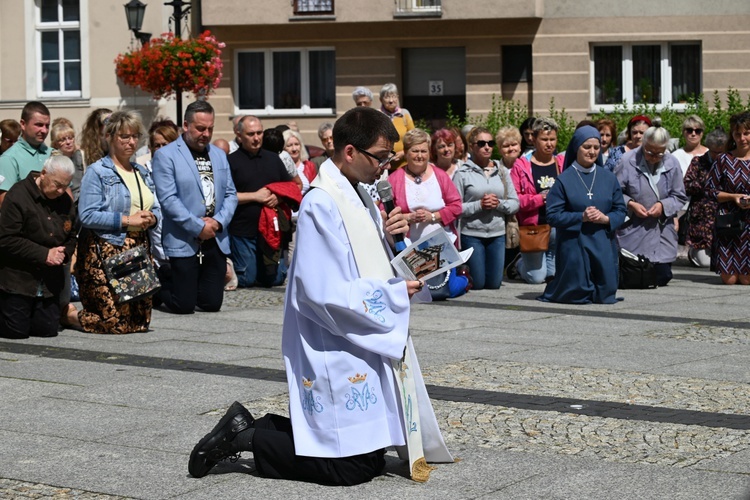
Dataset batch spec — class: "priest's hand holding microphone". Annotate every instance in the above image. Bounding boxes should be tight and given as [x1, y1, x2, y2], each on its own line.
[378, 179, 424, 298]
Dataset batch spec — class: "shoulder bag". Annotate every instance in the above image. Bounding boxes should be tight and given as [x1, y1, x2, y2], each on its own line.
[101, 167, 160, 303]
[618, 248, 657, 289]
[715, 211, 745, 238]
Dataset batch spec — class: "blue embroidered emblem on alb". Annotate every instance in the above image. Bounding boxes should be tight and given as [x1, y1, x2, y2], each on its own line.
[363, 289, 387, 323]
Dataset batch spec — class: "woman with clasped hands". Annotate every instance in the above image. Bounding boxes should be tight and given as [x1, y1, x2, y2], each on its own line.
[388, 128, 462, 244]
[539, 126, 626, 304]
[453, 127, 520, 289]
[706, 111, 750, 285]
[67, 110, 161, 333]
[614, 120, 687, 287]
[0, 156, 77, 339]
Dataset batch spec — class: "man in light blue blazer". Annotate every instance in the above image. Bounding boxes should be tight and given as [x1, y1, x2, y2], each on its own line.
[152, 100, 238, 314]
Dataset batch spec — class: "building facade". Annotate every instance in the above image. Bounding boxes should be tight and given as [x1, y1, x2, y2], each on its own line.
[1, 1, 749, 147]
[0, 0, 189, 134]
[202, 0, 750, 143]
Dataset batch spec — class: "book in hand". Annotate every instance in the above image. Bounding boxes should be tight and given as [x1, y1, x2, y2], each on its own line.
[390, 228, 473, 282]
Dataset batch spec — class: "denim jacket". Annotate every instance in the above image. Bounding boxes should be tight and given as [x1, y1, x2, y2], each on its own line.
[78, 155, 161, 246]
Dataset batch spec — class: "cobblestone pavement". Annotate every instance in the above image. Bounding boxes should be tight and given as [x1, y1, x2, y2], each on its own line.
[422, 359, 750, 414]
[219, 285, 750, 472]
[646, 325, 750, 345]
[3, 282, 750, 498]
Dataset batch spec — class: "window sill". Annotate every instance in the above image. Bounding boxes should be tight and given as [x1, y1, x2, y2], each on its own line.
[289, 14, 336, 22]
[393, 10, 442, 19]
[236, 108, 337, 118]
[0, 98, 90, 109]
[591, 103, 688, 114]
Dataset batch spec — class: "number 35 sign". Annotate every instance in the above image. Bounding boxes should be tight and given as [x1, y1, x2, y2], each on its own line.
[428, 80, 444, 96]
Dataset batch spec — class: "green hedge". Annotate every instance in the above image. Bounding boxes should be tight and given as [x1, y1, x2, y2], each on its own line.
[416, 88, 749, 154]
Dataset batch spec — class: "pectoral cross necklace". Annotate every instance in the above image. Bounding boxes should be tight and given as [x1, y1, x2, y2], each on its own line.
[573, 166, 597, 200]
[196, 242, 204, 265]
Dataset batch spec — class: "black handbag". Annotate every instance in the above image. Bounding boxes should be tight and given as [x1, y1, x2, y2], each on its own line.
[715, 212, 745, 238]
[102, 244, 161, 303]
[618, 248, 657, 289]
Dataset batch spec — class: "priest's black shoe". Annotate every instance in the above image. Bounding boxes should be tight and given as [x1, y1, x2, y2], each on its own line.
[188, 401, 254, 478]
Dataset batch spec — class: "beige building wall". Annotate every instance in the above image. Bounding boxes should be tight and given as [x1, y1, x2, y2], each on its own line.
[1, 0, 748, 150]
[209, 7, 749, 146]
[0, 1, 186, 142]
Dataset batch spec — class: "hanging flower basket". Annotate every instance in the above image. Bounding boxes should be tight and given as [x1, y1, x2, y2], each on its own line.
[115, 30, 225, 100]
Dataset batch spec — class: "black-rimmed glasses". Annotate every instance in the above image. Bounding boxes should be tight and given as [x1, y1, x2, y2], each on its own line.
[356, 147, 396, 168]
[474, 140, 496, 148]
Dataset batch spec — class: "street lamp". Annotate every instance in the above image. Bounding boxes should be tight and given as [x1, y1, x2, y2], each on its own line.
[124, 0, 151, 44]
[165, 0, 192, 124]
[123, 0, 192, 123]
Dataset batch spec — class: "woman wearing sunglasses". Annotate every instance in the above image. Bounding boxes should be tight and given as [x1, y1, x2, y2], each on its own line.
[673, 115, 708, 177]
[453, 127, 519, 289]
[508, 117, 565, 284]
[614, 120, 688, 286]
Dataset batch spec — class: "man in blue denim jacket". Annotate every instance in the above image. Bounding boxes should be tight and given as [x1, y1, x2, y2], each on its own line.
[152, 101, 238, 314]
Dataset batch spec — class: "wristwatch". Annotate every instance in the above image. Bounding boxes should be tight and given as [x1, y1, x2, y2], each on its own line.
[431, 212, 436, 223]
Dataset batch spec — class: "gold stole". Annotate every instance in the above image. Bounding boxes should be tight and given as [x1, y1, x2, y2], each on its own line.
[310, 168, 435, 482]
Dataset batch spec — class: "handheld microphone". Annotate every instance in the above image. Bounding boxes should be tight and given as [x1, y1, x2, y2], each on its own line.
[376, 180, 407, 252]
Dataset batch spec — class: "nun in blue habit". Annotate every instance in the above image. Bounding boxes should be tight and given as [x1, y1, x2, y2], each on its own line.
[538, 126, 627, 304]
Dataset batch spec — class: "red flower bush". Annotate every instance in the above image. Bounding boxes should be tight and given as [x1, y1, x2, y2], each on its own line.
[115, 31, 225, 100]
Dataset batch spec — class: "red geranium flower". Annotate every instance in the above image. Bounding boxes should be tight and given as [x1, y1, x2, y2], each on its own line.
[114, 30, 225, 100]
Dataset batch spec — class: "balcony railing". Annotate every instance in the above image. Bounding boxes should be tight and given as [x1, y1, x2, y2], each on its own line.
[294, 0, 334, 15]
[395, 0, 441, 17]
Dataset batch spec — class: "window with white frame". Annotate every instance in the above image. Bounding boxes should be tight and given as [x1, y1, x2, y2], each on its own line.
[591, 42, 700, 109]
[37, 0, 82, 97]
[236, 48, 336, 115]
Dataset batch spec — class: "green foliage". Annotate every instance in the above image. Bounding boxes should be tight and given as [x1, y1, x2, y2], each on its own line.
[546, 98, 577, 151]
[591, 88, 750, 147]
[413, 87, 748, 154]
[413, 117, 431, 133]
[470, 95, 529, 137]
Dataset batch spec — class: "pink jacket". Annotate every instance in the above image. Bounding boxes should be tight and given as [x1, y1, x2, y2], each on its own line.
[387, 165, 463, 239]
[510, 154, 565, 226]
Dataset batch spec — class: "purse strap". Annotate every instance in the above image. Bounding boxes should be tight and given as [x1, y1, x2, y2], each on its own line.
[109, 164, 151, 246]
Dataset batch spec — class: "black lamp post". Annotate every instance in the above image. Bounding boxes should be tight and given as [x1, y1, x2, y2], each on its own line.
[165, 0, 192, 125]
[123, 0, 192, 124]
[124, 0, 151, 45]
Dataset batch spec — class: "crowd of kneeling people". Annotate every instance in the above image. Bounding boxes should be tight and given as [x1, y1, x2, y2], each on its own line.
[1, 89, 749, 339]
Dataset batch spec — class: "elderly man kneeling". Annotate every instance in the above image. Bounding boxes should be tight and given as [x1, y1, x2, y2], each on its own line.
[0, 155, 76, 339]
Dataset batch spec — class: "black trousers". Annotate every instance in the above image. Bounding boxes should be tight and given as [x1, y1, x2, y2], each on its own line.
[158, 239, 225, 314]
[0, 291, 60, 339]
[654, 262, 673, 287]
[252, 414, 386, 486]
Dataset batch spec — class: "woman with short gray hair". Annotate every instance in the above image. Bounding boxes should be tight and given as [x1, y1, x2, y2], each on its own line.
[0, 155, 77, 339]
[351, 87, 373, 107]
[508, 116, 565, 284]
[379, 82, 414, 170]
[614, 120, 688, 286]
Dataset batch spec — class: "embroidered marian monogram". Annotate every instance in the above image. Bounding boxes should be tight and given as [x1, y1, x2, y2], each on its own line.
[398, 359, 418, 434]
[301, 377, 324, 415]
[345, 373, 378, 411]
[363, 289, 387, 323]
